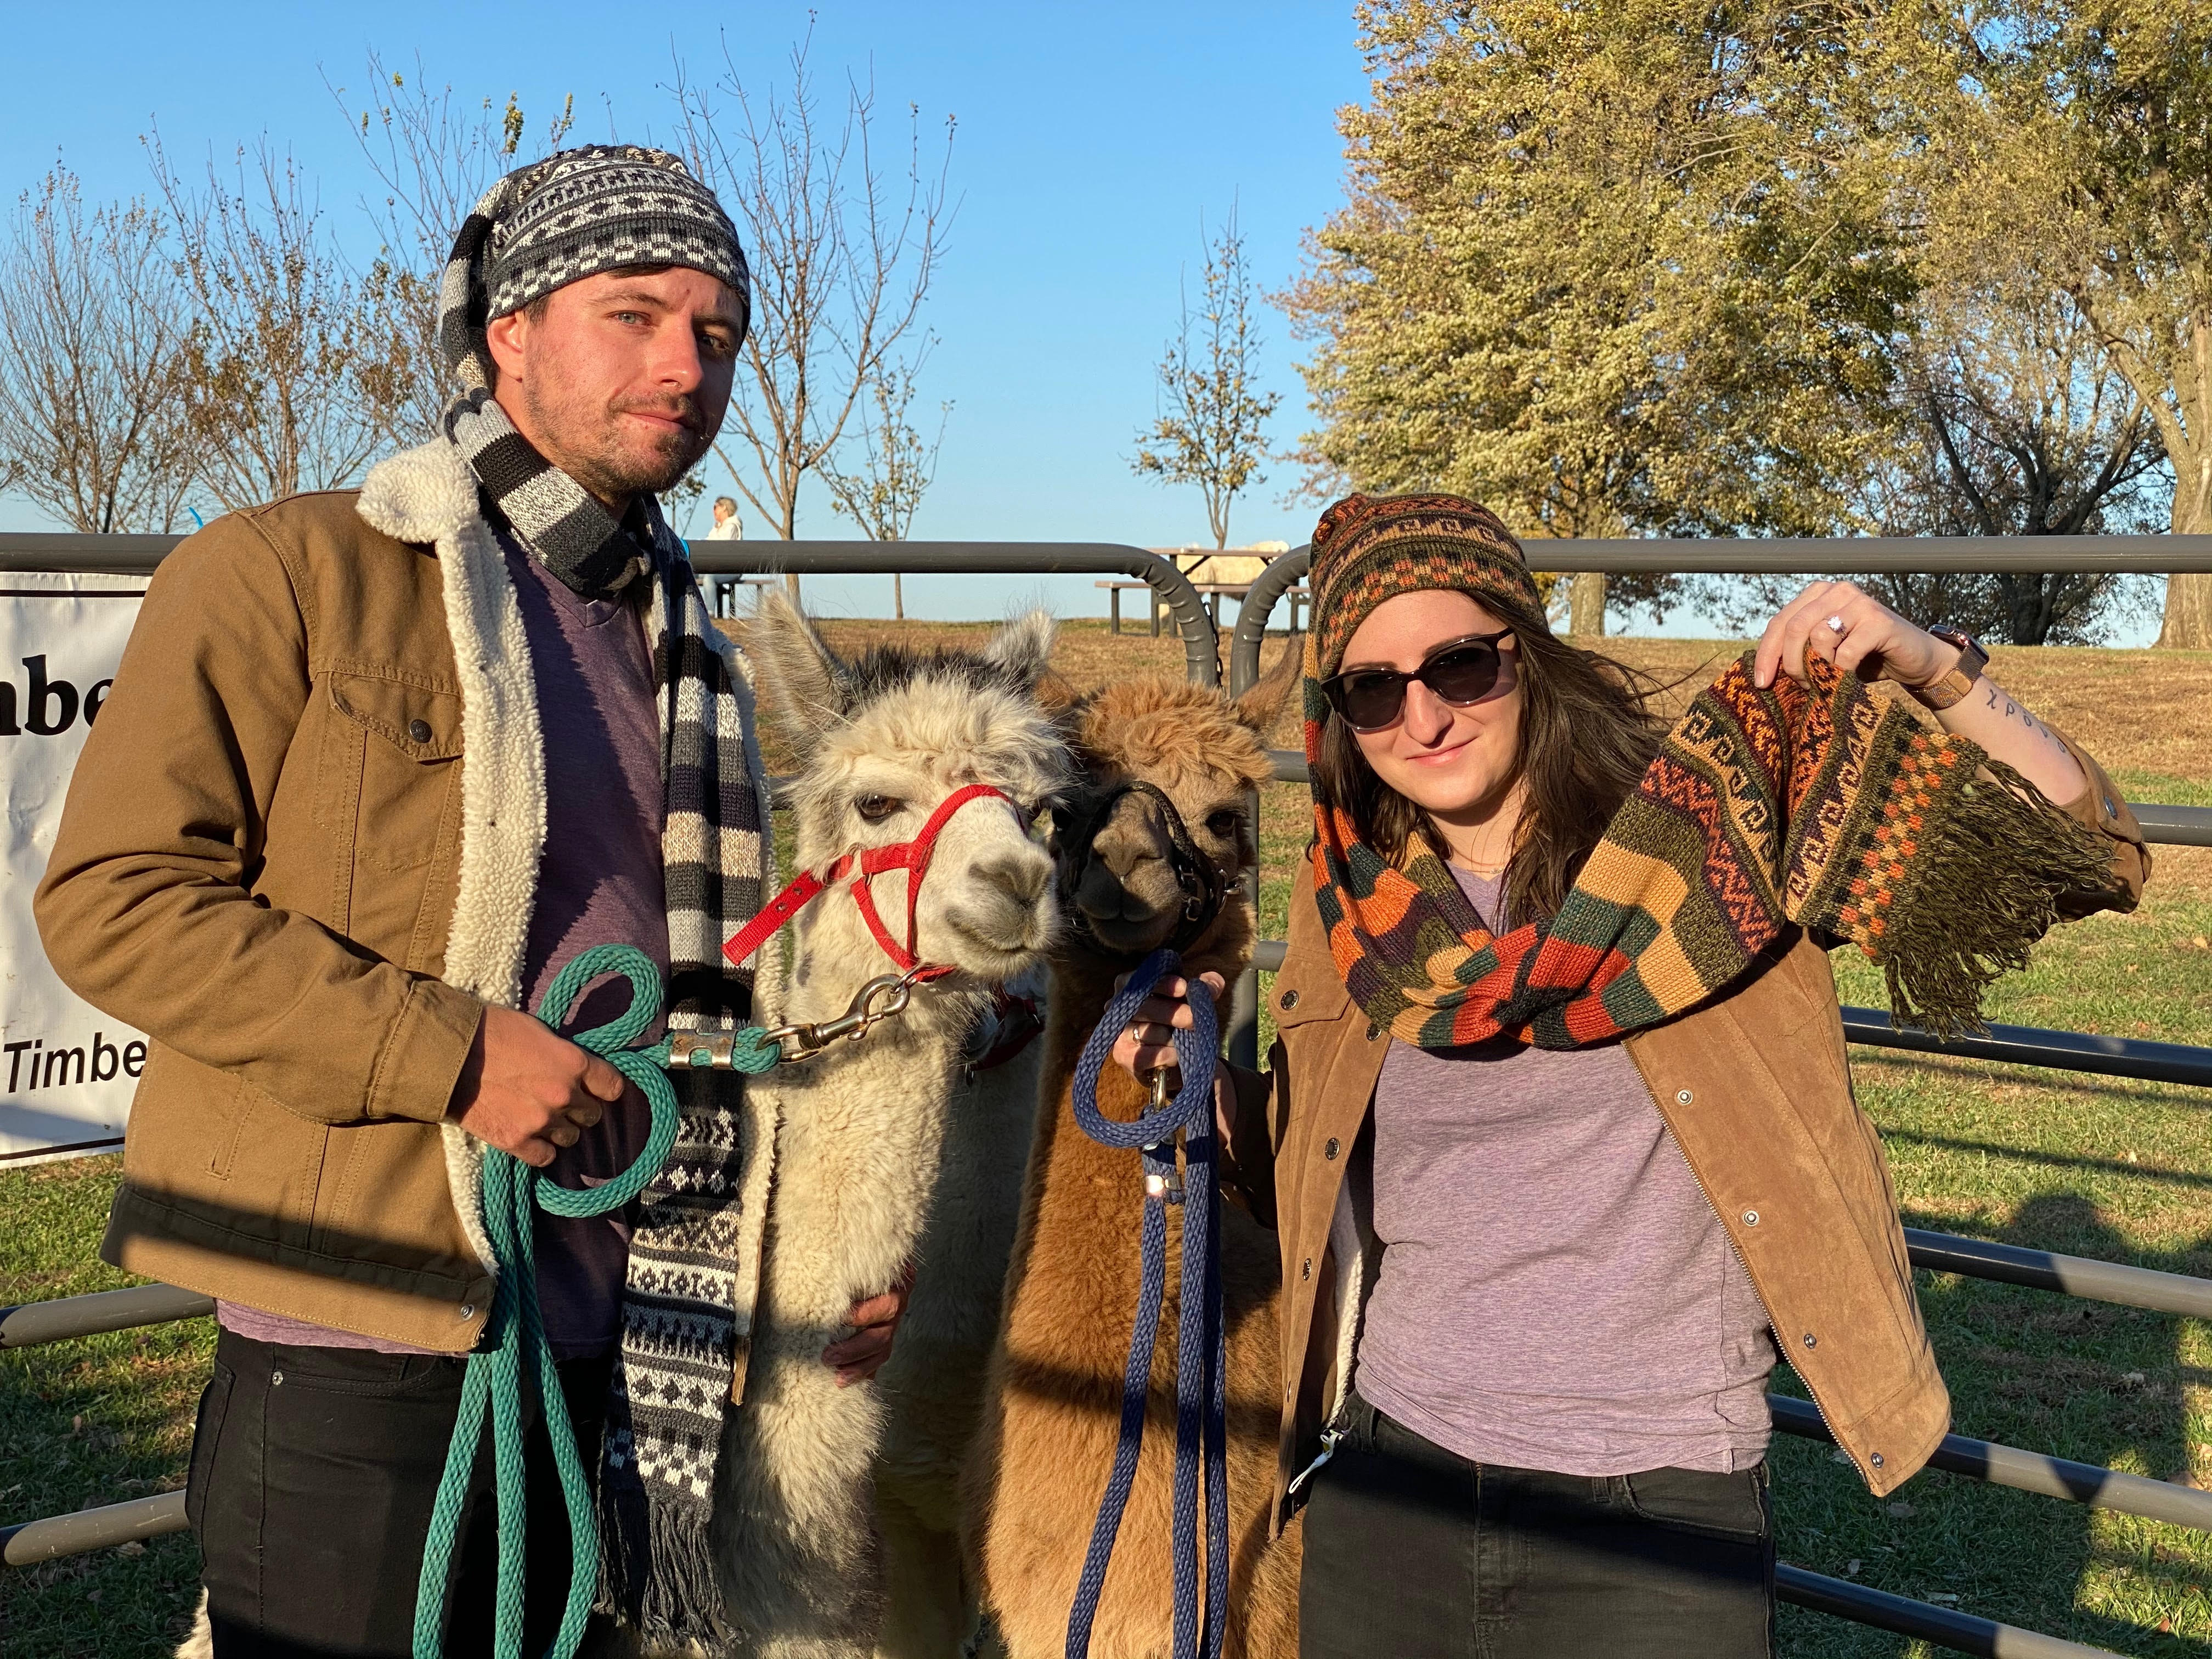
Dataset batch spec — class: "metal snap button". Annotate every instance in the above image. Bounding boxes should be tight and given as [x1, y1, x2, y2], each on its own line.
[459, 1304, 476, 1321]
[1802, 1331, 1817, 1348]
[1301, 1258, 1312, 1280]
[1279, 989, 1300, 1011]
[1742, 1210, 1760, 1227]
[1365, 1022, 1381, 1041]
[270, 1369, 284, 1386]
[1870, 1452, 1884, 1468]
[1325, 1138, 1340, 1160]
[1676, 1089, 1694, 1104]
[409, 718, 433, 744]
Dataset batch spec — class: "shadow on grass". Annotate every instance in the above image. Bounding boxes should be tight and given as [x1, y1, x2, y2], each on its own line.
[1774, 1190, 2212, 1658]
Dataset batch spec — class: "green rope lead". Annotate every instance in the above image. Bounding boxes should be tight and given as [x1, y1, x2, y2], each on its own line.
[411, 944, 781, 1659]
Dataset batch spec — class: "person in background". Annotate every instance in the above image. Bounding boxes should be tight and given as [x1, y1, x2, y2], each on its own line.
[37, 145, 906, 1658]
[707, 493, 745, 538]
[1118, 494, 2147, 1658]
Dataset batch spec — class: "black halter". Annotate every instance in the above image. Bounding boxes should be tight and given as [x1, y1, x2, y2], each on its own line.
[1056, 778, 1231, 957]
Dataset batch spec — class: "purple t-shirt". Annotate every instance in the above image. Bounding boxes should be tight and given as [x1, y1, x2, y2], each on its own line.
[219, 538, 668, 1358]
[1352, 867, 1776, 1476]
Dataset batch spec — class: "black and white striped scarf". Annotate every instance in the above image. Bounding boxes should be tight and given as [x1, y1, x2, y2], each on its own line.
[440, 153, 764, 1648]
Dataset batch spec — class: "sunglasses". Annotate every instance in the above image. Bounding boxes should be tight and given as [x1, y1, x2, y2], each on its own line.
[1322, 630, 1514, 732]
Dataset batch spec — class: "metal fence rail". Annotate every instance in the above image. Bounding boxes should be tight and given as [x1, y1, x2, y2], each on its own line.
[0, 1283, 212, 1348]
[1776, 1565, 2125, 1658]
[2, 1492, 187, 1566]
[1768, 1394, 2212, 1532]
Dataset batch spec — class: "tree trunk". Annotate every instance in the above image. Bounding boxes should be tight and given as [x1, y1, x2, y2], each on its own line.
[2158, 574, 2212, 648]
[1568, 571, 1606, 636]
[894, 572, 905, 622]
[783, 572, 804, 605]
[2157, 474, 2212, 648]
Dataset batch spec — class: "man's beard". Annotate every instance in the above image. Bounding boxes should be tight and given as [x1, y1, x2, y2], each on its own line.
[524, 380, 711, 504]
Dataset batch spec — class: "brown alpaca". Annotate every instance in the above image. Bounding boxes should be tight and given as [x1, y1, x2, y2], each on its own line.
[964, 658, 1302, 1659]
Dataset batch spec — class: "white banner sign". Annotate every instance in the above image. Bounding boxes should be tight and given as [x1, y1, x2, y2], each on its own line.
[0, 573, 149, 1165]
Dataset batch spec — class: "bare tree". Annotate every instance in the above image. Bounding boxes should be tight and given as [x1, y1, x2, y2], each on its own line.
[1135, 208, 1280, 549]
[1710, 280, 2168, 646]
[149, 133, 393, 509]
[329, 55, 573, 443]
[819, 347, 950, 619]
[0, 167, 194, 532]
[672, 33, 954, 597]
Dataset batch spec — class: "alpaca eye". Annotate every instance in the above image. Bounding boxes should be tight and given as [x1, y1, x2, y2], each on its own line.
[1204, 809, 1242, 840]
[855, 795, 903, 824]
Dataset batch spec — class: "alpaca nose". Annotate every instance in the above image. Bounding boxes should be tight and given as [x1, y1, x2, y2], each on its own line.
[978, 853, 1049, 907]
[1094, 833, 1161, 882]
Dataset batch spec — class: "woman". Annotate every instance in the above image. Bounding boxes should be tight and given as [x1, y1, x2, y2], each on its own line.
[1114, 494, 2147, 1657]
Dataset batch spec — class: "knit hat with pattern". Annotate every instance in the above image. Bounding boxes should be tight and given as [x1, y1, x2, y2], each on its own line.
[1308, 492, 1539, 678]
[437, 144, 749, 391]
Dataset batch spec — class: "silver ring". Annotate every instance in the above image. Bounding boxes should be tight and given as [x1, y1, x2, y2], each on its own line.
[1824, 614, 1846, 634]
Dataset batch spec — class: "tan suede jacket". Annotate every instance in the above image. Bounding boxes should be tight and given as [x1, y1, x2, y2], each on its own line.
[35, 488, 499, 1349]
[1227, 740, 2146, 1522]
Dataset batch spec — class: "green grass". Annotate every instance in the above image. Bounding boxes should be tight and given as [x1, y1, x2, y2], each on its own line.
[1, 1156, 213, 1657]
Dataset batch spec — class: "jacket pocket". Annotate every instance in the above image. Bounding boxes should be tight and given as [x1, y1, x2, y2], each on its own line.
[324, 668, 463, 876]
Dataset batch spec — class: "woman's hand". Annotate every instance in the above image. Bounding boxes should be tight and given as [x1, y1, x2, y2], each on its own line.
[1752, 580, 2086, 803]
[1753, 580, 1953, 691]
[1108, 968, 1238, 1142]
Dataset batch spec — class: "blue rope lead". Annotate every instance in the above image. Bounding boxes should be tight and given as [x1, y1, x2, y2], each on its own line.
[411, 944, 779, 1659]
[1064, 948, 1228, 1659]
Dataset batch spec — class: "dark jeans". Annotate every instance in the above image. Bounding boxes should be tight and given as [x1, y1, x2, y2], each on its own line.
[187, 1327, 613, 1659]
[1300, 1392, 1773, 1659]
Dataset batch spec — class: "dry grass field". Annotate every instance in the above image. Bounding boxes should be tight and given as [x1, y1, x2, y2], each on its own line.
[5, 613, 2209, 1656]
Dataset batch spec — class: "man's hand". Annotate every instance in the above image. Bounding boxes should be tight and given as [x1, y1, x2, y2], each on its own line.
[447, 1004, 627, 1168]
[823, 1261, 916, 1388]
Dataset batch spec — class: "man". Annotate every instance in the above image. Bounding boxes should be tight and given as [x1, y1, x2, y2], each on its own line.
[706, 494, 744, 538]
[37, 146, 904, 1657]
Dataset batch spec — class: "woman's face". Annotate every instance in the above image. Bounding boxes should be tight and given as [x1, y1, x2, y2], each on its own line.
[1338, 589, 1525, 824]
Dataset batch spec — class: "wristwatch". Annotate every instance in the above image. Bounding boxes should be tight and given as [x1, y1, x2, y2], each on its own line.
[1908, 624, 1989, 710]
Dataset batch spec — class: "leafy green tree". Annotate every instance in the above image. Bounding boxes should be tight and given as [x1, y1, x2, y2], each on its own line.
[1900, 0, 2212, 644]
[1285, 0, 1912, 633]
[1133, 210, 1280, 549]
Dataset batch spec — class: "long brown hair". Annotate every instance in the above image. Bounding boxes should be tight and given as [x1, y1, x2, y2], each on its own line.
[1313, 586, 1672, 927]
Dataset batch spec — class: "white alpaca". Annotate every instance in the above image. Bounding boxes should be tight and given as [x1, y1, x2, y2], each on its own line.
[700, 596, 1072, 1659]
[871, 966, 1047, 1659]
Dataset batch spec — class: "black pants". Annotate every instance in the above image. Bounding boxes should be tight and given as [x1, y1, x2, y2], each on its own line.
[187, 1327, 612, 1659]
[1300, 1392, 1773, 1659]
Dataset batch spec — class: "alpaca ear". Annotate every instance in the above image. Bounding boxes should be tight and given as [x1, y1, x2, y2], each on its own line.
[743, 587, 851, 749]
[980, 607, 1057, 689]
[1229, 632, 1304, 740]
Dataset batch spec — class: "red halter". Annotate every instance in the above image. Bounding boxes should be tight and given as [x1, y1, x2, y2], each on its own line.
[722, 783, 1023, 981]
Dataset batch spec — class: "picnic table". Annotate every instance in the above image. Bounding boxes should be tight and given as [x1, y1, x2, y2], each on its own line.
[1097, 580, 1309, 636]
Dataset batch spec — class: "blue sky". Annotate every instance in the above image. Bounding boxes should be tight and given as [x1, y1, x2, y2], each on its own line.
[0, 0, 1375, 625]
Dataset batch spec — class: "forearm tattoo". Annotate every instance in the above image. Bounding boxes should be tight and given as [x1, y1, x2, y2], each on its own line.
[1981, 680, 2053, 742]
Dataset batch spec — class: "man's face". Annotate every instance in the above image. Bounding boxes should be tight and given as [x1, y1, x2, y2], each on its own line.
[485, 266, 743, 506]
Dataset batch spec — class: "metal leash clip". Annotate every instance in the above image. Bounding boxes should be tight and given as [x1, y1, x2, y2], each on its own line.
[757, 969, 921, 1062]
[1138, 1069, 1187, 1202]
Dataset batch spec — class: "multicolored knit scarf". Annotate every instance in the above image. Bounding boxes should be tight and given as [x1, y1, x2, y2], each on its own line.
[1305, 633, 2117, 1047]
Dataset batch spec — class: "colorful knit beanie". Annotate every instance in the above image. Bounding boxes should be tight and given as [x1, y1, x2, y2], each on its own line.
[1307, 492, 1541, 678]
